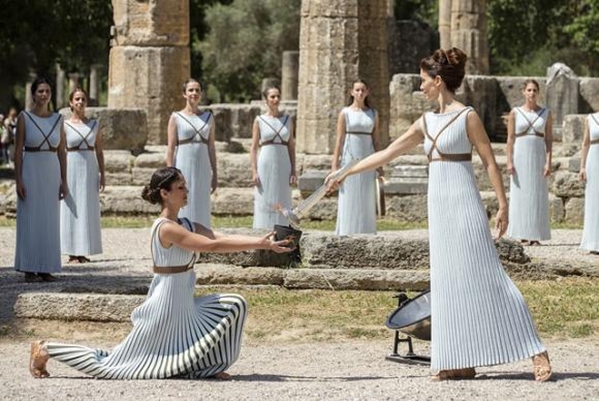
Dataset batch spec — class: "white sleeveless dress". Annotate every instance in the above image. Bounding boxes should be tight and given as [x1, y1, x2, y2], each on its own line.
[581, 113, 599, 252]
[60, 119, 102, 256]
[335, 107, 377, 235]
[173, 111, 213, 228]
[14, 111, 63, 274]
[253, 114, 292, 229]
[508, 107, 551, 241]
[424, 107, 545, 372]
[46, 217, 248, 379]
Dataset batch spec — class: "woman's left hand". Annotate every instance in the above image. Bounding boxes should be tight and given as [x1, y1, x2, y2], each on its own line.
[543, 163, 551, 177]
[59, 182, 69, 200]
[494, 207, 508, 240]
[211, 176, 218, 194]
[261, 231, 293, 254]
[289, 173, 297, 186]
[99, 173, 106, 192]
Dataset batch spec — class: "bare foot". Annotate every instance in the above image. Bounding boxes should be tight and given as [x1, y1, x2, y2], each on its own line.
[213, 371, 232, 380]
[29, 341, 50, 378]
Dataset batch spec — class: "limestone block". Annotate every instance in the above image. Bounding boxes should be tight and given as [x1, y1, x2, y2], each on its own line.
[195, 266, 285, 286]
[551, 170, 585, 198]
[105, 172, 132, 186]
[496, 77, 546, 110]
[14, 293, 144, 322]
[100, 186, 160, 214]
[546, 63, 578, 130]
[217, 153, 253, 187]
[460, 75, 497, 132]
[134, 152, 166, 168]
[59, 107, 148, 151]
[384, 178, 428, 195]
[303, 196, 338, 220]
[562, 114, 586, 144]
[211, 187, 254, 216]
[104, 150, 133, 173]
[301, 0, 359, 18]
[564, 197, 585, 224]
[298, 170, 326, 194]
[283, 268, 430, 291]
[300, 154, 333, 171]
[385, 195, 428, 222]
[111, 0, 189, 47]
[108, 46, 190, 145]
[391, 165, 428, 178]
[579, 77, 599, 113]
[208, 104, 255, 141]
[549, 193, 565, 223]
[131, 167, 156, 186]
[569, 156, 582, 173]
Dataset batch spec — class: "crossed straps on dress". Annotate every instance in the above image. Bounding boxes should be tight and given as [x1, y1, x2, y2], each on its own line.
[175, 112, 211, 146]
[259, 115, 290, 146]
[64, 120, 97, 151]
[589, 114, 599, 145]
[422, 107, 472, 163]
[514, 107, 546, 138]
[150, 218, 197, 274]
[22, 111, 62, 152]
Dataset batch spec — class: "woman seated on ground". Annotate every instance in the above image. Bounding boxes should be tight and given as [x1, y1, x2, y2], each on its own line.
[29, 166, 292, 380]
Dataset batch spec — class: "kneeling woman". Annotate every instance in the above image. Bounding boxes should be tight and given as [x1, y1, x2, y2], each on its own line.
[29, 166, 291, 380]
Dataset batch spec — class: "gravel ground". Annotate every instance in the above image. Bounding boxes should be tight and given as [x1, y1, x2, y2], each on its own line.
[1, 227, 598, 400]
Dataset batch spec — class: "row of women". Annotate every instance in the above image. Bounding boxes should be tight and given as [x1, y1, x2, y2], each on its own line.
[28, 47, 559, 382]
[14, 78, 105, 283]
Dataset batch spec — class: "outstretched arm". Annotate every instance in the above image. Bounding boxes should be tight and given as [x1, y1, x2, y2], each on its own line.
[466, 111, 508, 239]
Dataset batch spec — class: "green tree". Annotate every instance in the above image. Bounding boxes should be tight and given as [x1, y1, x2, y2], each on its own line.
[197, 0, 301, 102]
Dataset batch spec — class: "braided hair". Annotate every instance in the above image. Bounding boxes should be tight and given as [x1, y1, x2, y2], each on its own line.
[141, 167, 182, 205]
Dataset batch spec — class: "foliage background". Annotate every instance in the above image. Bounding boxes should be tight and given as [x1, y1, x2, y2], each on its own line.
[1, 0, 598, 109]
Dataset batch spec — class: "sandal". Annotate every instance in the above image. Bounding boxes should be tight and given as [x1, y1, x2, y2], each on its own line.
[24, 273, 40, 283]
[213, 371, 232, 380]
[532, 351, 552, 382]
[77, 256, 91, 263]
[520, 239, 530, 246]
[529, 241, 541, 246]
[67, 256, 80, 264]
[37, 273, 57, 282]
[431, 368, 476, 381]
[29, 341, 50, 378]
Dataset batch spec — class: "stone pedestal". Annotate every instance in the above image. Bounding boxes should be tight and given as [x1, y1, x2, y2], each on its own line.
[89, 64, 101, 106]
[281, 51, 299, 101]
[108, 0, 190, 145]
[297, 0, 390, 154]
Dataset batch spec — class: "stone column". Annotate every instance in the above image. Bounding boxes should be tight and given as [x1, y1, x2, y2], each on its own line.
[56, 64, 66, 109]
[439, 0, 452, 50]
[281, 51, 299, 101]
[89, 64, 101, 106]
[108, 0, 190, 144]
[297, 0, 390, 154]
[546, 63, 578, 139]
[450, 0, 488, 74]
[68, 73, 82, 94]
[25, 73, 36, 109]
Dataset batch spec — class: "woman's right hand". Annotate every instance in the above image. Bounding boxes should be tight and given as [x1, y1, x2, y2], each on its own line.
[261, 231, 293, 254]
[579, 169, 587, 182]
[16, 181, 26, 200]
[252, 172, 260, 187]
[506, 162, 515, 175]
[324, 169, 344, 193]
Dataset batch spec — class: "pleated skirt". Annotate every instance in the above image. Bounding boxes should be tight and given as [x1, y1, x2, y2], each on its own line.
[60, 151, 102, 256]
[175, 143, 212, 228]
[335, 136, 376, 235]
[581, 146, 599, 251]
[428, 161, 545, 371]
[46, 271, 247, 379]
[508, 136, 551, 240]
[253, 145, 291, 229]
[14, 152, 62, 273]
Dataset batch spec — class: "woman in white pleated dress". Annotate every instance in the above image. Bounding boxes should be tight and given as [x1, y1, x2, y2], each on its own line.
[332, 79, 383, 235]
[250, 86, 297, 229]
[327, 48, 552, 382]
[29, 166, 292, 380]
[166, 79, 217, 228]
[61, 88, 105, 263]
[14, 77, 68, 283]
[506, 80, 553, 245]
[579, 112, 599, 254]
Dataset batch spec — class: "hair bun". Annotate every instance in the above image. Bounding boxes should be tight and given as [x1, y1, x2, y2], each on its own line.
[446, 47, 468, 68]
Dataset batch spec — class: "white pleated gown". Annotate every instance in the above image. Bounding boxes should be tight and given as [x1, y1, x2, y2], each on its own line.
[253, 115, 292, 229]
[508, 107, 551, 241]
[335, 107, 377, 235]
[173, 111, 213, 228]
[14, 112, 63, 274]
[424, 108, 545, 372]
[581, 113, 599, 252]
[46, 218, 247, 379]
[60, 119, 102, 256]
